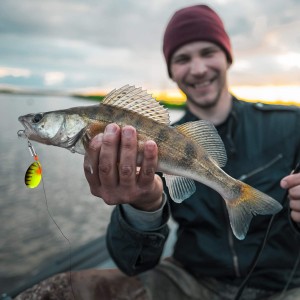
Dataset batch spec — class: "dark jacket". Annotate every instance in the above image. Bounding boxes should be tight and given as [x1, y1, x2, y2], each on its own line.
[106, 97, 300, 291]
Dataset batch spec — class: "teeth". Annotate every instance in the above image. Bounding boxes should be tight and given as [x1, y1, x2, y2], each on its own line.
[194, 81, 210, 88]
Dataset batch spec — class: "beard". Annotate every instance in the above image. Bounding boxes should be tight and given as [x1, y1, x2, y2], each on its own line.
[184, 73, 227, 110]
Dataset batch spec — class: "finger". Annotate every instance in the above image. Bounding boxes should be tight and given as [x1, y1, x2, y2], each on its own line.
[118, 126, 138, 188]
[290, 199, 300, 212]
[98, 123, 120, 188]
[288, 185, 300, 200]
[138, 140, 158, 186]
[281, 173, 300, 189]
[83, 133, 103, 188]
[291, 210, 300, 223]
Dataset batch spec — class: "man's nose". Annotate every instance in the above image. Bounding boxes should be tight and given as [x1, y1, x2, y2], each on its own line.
[190, 58, 207, 76]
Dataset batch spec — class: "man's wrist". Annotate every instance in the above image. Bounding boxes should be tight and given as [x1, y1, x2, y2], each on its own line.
[131, 194, 164, 212]
[121, 193, 167, 231]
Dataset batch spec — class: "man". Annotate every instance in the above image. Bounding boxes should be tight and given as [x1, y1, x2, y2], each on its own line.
[16, 4, 300, 300]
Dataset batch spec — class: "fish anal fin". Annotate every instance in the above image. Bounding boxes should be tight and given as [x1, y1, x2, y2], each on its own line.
[102, 85, 170, 125]
[175, 120, 227, 167]
[163, 174, 196, 203]
[225, 181, 282, 240]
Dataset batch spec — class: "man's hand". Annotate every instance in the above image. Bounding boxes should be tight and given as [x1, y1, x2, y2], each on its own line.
[281, 172, 300, 222]
[83, 123, 163, 211]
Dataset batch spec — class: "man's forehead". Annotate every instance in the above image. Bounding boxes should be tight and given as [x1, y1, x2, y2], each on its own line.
[173, 41, 220, 56]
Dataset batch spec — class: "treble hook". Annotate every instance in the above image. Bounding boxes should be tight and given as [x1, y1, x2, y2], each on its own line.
[17, 129, 27, 139]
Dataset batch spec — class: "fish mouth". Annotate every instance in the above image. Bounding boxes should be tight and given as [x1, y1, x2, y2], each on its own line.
[18, 115, 42, 142]
[18, 116, 33, 137]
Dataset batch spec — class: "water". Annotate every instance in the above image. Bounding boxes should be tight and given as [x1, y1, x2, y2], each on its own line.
[0, 93, 184, 294]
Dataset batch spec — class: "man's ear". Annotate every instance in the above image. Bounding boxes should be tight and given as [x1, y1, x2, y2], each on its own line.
[168, 67, 173, 80]
[227, 60, 232, 70]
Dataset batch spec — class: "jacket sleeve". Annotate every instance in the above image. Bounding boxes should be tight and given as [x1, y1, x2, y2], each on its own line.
[106, 201, 170, 276]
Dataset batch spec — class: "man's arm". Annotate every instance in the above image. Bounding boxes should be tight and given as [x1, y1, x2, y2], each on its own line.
[106, 199, 170, 275]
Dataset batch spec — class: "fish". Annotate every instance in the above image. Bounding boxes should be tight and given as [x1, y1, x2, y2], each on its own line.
[18, 85, 282, 239]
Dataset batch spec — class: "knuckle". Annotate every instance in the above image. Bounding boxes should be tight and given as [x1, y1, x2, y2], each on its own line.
[289, 188, 299, 199]
[119, 165, 134, 177]
[143, 167, 155, 177]
[121, 140, 135, 150]
[102, 135, 115, 147]
[98, 162, 112, 175]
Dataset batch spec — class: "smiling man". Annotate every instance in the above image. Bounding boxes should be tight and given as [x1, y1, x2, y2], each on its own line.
[15, 4, 300, 300]
[164, 5, 233, 126]
[170, 41, 232, 124]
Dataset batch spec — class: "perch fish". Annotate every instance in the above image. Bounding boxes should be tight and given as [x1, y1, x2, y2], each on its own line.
[18, 85, 282, 239]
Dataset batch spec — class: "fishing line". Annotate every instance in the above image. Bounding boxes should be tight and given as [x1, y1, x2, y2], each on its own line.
[233, 214, 276, 300]
[19, 132, 77, 299]
[234, 161, 300, 300]
[40, 176, 76, 299]
[280, 248, 300, 297]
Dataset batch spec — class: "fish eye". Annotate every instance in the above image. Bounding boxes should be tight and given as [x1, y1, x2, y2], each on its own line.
[32, 113, 44, 123]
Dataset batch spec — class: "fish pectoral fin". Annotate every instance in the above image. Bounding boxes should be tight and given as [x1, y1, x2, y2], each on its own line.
[82, 130, 92, 150]
[225, 181, 282, 240]
[175, 120, 227, 167]
[163, 174, 196, 203]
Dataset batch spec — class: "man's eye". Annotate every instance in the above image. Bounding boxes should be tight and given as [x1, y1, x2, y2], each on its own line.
[32, 113, 44, 123]
[173, 56, 189, 64]
[202, 48, 219, 57]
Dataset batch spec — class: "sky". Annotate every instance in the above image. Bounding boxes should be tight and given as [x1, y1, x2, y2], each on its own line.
[0, 0, 300, 101]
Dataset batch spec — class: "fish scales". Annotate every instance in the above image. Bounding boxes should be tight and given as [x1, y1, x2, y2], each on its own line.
[88, 104, 200, 174]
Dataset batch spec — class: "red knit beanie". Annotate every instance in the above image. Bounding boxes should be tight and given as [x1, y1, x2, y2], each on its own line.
[163, 5, 233, 77]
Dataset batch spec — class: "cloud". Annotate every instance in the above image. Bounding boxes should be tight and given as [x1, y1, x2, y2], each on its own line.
[0, 67, 31, 78]
[0, 0, 299, 90]
[44, 72, 66, 86]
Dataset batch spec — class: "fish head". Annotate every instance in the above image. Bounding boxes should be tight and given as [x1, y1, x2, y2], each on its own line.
[18, 110, 87, 150]
[18, 111, 66, 145]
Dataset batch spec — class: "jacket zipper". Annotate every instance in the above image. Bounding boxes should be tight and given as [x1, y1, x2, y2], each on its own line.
[226, 153, 283, 277]
[238, 153, 283, 182]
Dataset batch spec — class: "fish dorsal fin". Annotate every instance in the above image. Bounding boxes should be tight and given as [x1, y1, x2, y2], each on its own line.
[102, 85, 170, 125]
[175, 120, 227, 167]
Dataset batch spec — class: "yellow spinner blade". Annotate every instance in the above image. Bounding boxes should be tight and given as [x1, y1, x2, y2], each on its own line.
[25, 161, 42, 188]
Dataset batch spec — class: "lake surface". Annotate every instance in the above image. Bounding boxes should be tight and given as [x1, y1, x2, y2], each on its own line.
[0, 93, 184, 294]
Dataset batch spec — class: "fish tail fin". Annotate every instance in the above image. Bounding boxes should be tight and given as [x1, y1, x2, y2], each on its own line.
[225, 181, 282, 240]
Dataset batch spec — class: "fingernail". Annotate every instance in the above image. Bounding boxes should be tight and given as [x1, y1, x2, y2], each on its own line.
[146, 141, 155, 150]
[123, 127, 133, 137]
[281, 179, 288, 189]
[105, 124, 117, 134]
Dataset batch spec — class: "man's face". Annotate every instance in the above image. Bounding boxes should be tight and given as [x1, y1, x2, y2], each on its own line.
[170, 41, 229, 109]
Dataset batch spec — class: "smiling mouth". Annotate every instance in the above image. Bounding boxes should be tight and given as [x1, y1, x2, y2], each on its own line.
[189, 78, 215, 88]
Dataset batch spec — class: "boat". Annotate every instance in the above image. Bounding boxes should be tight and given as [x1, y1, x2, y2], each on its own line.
[1, 221, 177, 299]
